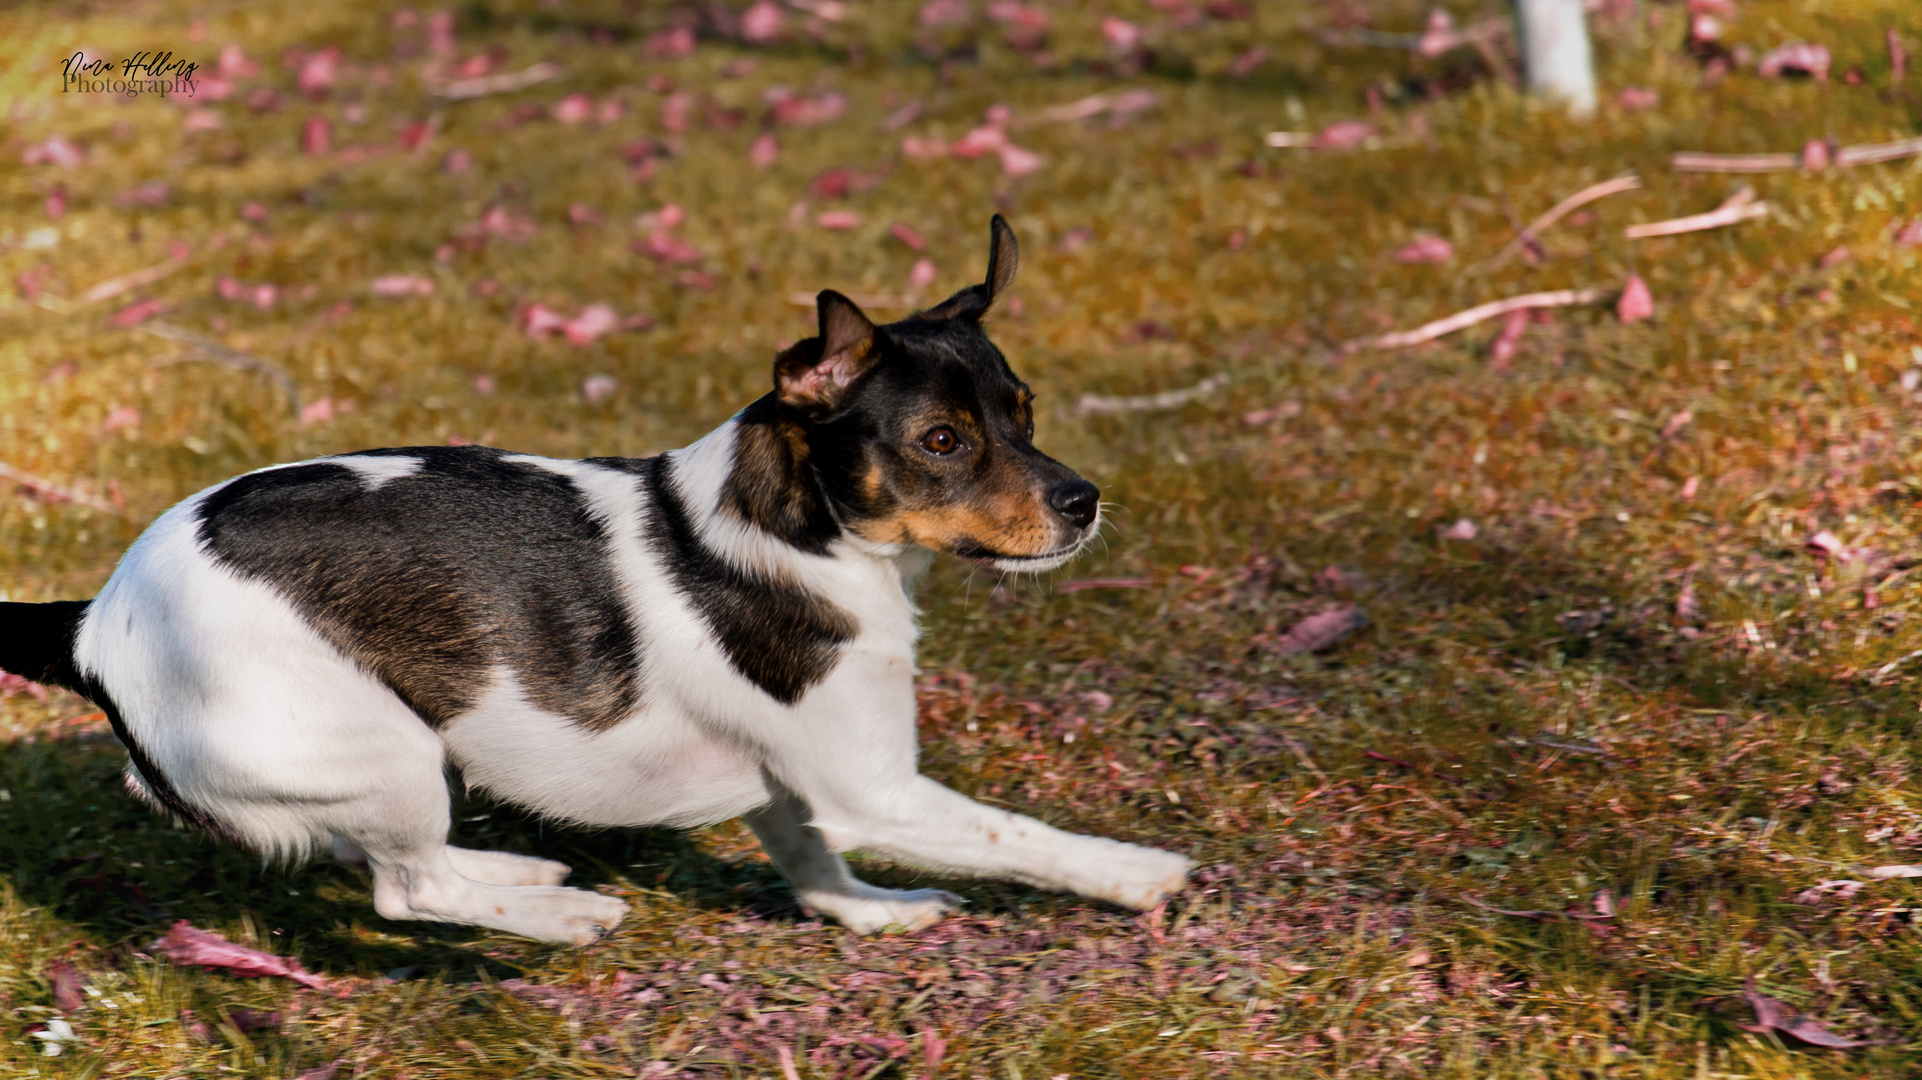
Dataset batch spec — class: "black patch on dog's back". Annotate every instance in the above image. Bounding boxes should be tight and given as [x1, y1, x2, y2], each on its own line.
[196, 447, 642, 731]
[638, 454, 855, 704]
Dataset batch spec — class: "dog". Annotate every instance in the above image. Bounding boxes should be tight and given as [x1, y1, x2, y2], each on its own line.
[0, 216, 1192, 944]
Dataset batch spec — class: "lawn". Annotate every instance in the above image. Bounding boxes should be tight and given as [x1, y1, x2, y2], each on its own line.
[3, 0, 1922, 1076]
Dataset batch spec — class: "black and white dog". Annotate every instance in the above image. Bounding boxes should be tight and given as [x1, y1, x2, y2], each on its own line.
[0, 218, 1191, 944]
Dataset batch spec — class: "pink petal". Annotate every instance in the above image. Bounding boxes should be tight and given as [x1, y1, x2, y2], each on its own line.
[101, 405, 142, 431]
[251, 284, 278, 310]
[817, 210, 862, 230]
[582, 374, 619, 403]
[997, 143, 1043, 176]
[920, 0, 972, 28]
[1273, 607, 1366, 655]
[218, 44, 259, 77]
[1394, 234, 1453, 263]
[741, 0, 786, 42]
[216, 276, 245, 301]
[300, 116, 332, 155]
[520, 303, 569, 336]
[749, 131, 779, 169]
[890, 222, 927, 250]
[1894, 218, 1922, 246]
[1758, 42, 1831, 80]
[901, 135, 950, 159]
[1439, 518, 1478, 541]
[1311, 120, 1377, 149]
[1616, 274, 1654, 323]
[562, 304, 619, 344]
[950, 124, 1007, 157]
[643, 26, 697, 59]
[370, 274, 435, 297]
[1488, 309, 1527, 367]
[1101, 16, 1142, 52]
[296, 46, 339, 97]
[1227, 46, 1269, 77]
[551, 93, 593, 124]
[909, 258, 938, 288]
[109, 299, 167, 328]
[183, 108, 223, 132]
[22, 135, 85, 168]
[441, 148, 473, 173]
[299, 397, 334, 425]
[1616, 87, 1659, 110]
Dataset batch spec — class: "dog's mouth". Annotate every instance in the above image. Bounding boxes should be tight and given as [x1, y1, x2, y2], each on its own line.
[952, 538, 1090, 575]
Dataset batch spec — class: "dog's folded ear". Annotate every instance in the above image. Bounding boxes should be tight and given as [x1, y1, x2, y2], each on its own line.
[922, 214, 1019, 322]
[775, 289, 879, 414]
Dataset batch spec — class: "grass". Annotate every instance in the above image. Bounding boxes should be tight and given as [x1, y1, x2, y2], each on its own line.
[4, 0, 1922, 1075]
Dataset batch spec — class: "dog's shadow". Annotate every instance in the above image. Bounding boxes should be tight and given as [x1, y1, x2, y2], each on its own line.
[0, 731, 817, 981]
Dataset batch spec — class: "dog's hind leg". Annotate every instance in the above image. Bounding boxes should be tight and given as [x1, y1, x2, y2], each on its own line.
[334, 836, 570, 887]
[746, 787, 958, 933]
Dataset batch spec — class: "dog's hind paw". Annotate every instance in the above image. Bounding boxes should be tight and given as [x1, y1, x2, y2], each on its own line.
[801, 886, 961, 935]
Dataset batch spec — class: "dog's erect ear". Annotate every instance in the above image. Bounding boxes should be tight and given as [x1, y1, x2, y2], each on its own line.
[775, 289, 878, 414]
[924, 214, 1020, 321]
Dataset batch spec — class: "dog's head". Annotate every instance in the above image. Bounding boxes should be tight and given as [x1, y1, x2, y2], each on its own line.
[739, 216, 1098, 573]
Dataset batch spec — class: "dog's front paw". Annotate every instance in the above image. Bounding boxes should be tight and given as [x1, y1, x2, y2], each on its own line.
[1084, 844, 1194, 911]
[802, 886, 961, 935]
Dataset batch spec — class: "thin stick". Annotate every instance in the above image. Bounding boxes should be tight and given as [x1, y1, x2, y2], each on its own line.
[78, 256, 189, 305]
[1674, 136, 1922, 173]
[1075, 374, 1228, 416]
[0, 462, 124, 516]
[1350, 289, 1603, 352]
[1487, 173, 1641, 267]
[141, 322, 301, 413]
[1625, 199, 1769, 239]
[436, 62, 560, 101]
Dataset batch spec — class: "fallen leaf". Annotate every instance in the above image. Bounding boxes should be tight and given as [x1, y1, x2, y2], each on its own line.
[1660, 409, 1693, 439]
[101, 406, 141, 432]
[299, 397, 335, 426]
[47, 962, 88, 1012]
[1892, 218, 1922, 246]
[1816, 244, 1850, 269]
[817, 210, 862, 230]
[1438, 518, 1478, 541]
[890, 222, 926, 250]
[1395, 234, 1453, 263]
[909, 259, 938, 289]
[1102, 16, 1143, 54]
[1617, 275, 1654, 323]
[115, 181, 171, 208]
[1273, 606, 1366, 655]
[1808, 530, 1850, 561]
[1738, 977, 1879, 1048]
[152, 921, 333, 991]
[920, 0, 972, 29]
[1758, 42, 1832, 81]
[1227, 46, 1269, 77]
[643, 26, 697, 60]
[1792, 879, 1866, 904]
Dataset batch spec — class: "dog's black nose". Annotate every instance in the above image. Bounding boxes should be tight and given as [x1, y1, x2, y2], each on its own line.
[1049, 480, 1100, 529]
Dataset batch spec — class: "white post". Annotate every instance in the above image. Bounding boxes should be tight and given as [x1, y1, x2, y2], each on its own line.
[1514, 0, 1597, 118]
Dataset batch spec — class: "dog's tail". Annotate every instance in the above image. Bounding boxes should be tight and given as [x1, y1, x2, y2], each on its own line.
[0, 600, 92, 695]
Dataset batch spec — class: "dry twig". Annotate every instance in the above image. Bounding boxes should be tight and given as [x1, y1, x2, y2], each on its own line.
[1487, 174, 1641, 267]
[1348, 289, 1603, 352]
[1625, 188, 1770, 239]
[0, 462, 124, 516]
[1673, 136, 1922, 173]
[436, 62, 561, 101]
[142, 322, 301, 413]
[1075, 374, 1228, 415]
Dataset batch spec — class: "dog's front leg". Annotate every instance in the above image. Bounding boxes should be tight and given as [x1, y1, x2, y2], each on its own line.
[745, 786, 960, 933]
[797, 774, 1193, 912]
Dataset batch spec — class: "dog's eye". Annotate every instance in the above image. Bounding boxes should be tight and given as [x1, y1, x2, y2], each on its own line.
[920, 426, 960, 455]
